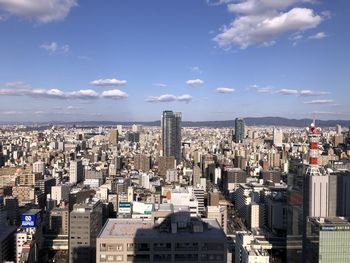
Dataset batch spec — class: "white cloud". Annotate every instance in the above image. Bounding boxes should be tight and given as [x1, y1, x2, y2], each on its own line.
[276, 89, 299, 95]
[0, 86, 102, 100]
[186, 79, 204, 86]
[227, 0, 313, 14]
[177, 94, 193, 102]
[101, 89, 128, 99]
[1, 81, 31, 88]
[90, 78, 127, 87]
[249, 85, 274, 93]
[216, 87, 235, 93]
[250, 85, 330, 97]
[299, 90, 330, 96]
[304, 99, 335, 104]
[309, 31, 326, 39]
[153, 83, 168, 88]
[213, 0, 324, 49]
[69, 89, 99, 99]
[0, 0, 78, 23]
[40, 42, 70, 54]
[146, 94, 192, 103]
[206, 0, 234, 6]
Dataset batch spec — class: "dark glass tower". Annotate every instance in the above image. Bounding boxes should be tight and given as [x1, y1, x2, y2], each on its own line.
[161, 110, 182, 164]
[234, 118, 245, 143]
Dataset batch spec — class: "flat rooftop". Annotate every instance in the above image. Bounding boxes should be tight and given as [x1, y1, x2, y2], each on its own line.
[98, 218, 225, 239]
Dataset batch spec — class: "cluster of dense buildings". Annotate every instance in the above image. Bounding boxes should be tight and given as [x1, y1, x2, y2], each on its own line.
[0, 112, 350, 262]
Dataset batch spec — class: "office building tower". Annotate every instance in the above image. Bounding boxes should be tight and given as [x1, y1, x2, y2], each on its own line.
[35, 177, 56, 196]
[69, 198, 103, 263]
[116, 125, 123, 134]
[234, 118, 245, 143]
[96, 212, 227, 263]
[336, 124, 342, 135]
[49, 205, 69, 235]
[0, 225, 16, 262]
[158, 156, 176, 176]
[109, 129, 118, 146]
[161, 110, 182, 164]
[69, 160, 83, 185]
[134, 154, 151, 172]
[132, 124, 142, 133]
[305, 217, 350, 263]
[126, 132, 140, 143]
[273, 127, 283, 147]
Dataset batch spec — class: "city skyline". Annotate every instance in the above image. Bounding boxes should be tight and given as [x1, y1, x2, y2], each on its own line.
[0, 0, 349, 122]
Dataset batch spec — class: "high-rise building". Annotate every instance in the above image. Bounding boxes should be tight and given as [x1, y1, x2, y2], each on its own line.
[69, 198, 103, 263]
[109, 129, 118, 146]
[35, 177, 56, 196]
[234, 118, 245, 143]
[336, 124, 342, 135]
[134, 154, 151, 172]
[157, 156, 176, 176]
[305, 217, 350, 263]
[49, 205, 69, 235]
[69, 160, 83, 185]
[161, 110, 182, 164]
[273, 127, 283, 147]
[116, 125, 123, 134]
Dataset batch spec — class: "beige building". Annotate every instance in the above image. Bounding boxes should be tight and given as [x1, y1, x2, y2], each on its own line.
[207, 205, 227, 234]
[96, 215, 227, 262]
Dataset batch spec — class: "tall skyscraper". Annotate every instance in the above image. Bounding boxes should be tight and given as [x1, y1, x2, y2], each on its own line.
[161, 110, 182, 164]
[273, 127, 283, 147]
[234, 118, 245, 143]
[109, 129, 118, 146]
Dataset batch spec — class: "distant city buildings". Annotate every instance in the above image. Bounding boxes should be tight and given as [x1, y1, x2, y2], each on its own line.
[0, 117, 349, 263]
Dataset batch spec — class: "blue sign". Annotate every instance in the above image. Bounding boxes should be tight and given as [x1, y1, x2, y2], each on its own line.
[21, 214, 36, 228]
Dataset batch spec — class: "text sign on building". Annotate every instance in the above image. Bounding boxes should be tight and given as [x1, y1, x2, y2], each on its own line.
[118, 202, 131, 214]
[21, 214, 36, 228]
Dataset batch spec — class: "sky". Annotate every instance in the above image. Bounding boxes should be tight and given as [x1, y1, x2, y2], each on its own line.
[0, 0, 349, 122]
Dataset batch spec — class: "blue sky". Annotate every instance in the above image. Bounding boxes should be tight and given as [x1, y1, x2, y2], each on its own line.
[0, 0, 349, 122]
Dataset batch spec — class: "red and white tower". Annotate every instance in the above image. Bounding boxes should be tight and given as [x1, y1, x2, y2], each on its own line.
[306, 120, 322, 176]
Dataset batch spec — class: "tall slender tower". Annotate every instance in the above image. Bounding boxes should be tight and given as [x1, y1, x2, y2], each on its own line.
[306, 121, 322, 176]
[161, 110, 182, 164]
[234, 118, 245, 143]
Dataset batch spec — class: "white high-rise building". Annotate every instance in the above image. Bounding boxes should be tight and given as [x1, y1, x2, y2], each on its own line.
[69, 160, 83, 184]
[273, 128, 283, 147]
[132, 124, 142, 133]
[117, 125, 123, 134]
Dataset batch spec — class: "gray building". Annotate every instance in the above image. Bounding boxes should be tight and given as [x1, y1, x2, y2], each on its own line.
[161, 110, 182, 164]
[69, 198, 103, 263]
[0, 225, 16, 262]
[234, 118, 245, 143]
[35, 177, 56, 196]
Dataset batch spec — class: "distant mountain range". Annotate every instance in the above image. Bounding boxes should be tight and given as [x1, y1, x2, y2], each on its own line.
[3, 117, 349, 128]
